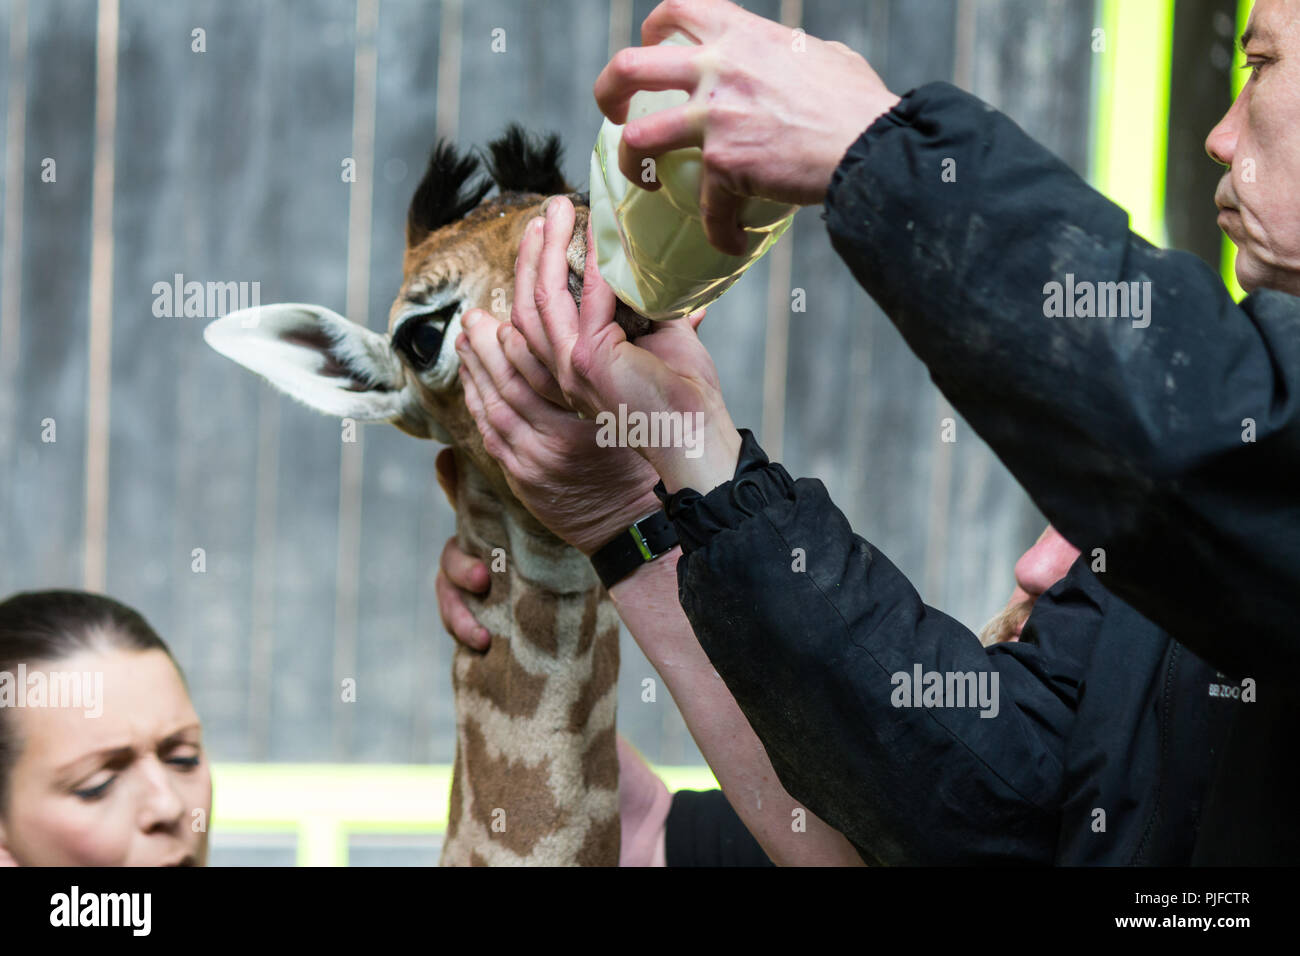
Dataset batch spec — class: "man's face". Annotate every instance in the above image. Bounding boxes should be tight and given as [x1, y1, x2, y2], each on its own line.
[1206, 0, 1300, 296]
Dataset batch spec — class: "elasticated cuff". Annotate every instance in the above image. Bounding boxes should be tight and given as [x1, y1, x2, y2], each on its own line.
[823, 82, 952, 217]
[651, 428, 797, 554]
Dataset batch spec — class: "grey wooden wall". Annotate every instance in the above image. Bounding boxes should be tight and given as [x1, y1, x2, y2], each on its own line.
[0, 0, 1098, 774]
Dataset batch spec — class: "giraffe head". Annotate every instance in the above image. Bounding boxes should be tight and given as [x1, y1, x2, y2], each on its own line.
[204, 125, 648, 500]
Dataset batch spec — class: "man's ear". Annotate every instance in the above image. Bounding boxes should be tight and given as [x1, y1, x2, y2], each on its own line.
[204, 303, 438, 439]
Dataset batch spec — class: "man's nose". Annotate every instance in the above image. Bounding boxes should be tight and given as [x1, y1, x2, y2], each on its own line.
[1206, 92, 1241, 167]
[1013, 526, 1081, 598]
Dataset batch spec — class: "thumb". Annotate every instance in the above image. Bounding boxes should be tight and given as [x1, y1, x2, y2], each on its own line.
[686, 307, 707, 331]
[578, 217, 623, 343]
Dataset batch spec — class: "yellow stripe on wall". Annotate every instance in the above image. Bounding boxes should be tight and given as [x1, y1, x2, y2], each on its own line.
[1089, 0, 1174, 248]
[1220, 0, 1253, 301]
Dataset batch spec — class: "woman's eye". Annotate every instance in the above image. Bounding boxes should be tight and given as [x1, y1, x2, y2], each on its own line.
[73, 776, 115, 801]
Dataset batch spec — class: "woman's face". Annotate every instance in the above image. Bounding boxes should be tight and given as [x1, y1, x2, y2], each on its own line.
[0, 644, 211, 866]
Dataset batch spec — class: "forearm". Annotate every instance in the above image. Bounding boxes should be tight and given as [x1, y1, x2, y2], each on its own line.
[826, 81, 1300, 679]
[609, 548, 864, 866]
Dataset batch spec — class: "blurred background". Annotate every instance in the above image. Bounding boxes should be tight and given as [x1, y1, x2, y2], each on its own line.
[0, 0, 1249, 864]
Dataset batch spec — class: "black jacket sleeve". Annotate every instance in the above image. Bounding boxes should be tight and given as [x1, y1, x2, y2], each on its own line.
[654, 430, 1106, 865]
[822, 81, 1300, 682]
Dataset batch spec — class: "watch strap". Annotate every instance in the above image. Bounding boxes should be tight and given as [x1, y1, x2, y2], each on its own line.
[590, 510, 679, 589]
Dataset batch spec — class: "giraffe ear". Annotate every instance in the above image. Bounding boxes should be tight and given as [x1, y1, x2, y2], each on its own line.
[204, 303, 436, 437]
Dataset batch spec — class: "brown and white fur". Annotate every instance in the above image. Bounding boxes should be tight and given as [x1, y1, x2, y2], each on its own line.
[205, 126, 650, 865]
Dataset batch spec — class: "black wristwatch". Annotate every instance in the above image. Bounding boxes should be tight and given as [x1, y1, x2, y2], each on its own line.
[589, 509, 679, 590]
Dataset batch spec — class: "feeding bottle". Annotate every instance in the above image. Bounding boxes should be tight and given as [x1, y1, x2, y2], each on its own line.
[588, 31, 797, 321]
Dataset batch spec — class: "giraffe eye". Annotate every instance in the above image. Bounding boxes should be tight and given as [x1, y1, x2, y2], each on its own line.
[395, 302, 459, 370]
[411, 323, 444, 364]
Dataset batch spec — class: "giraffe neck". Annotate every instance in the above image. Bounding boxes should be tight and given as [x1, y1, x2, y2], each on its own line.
[440, 454, 621, 866]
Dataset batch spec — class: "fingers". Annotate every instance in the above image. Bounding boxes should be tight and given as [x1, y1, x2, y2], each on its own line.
[700, 182, 747, 256]
[440, 533, 490, 594]
[536, 197, 579, 345]
[640, 0, 729, 47]
[457, 340, 530, 457]
[436, 536, 490, 651]
[618, 102, 704, 189]
[497, 322, 569, 408]
[594, 43, 702, 125]
[436, 570, 490, 652]
[577, 217, 624, 345]
[511, 216, 555, 372]
[458, 361, 518, 473]
[459, 311, 574, 438]
[434, 447, 458, 507]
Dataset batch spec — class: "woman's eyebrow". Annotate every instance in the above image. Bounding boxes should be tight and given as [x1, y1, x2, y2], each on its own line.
[158, 723, 202, 746]
[55, 744, 134, 778]
[54, 723, 201, 777]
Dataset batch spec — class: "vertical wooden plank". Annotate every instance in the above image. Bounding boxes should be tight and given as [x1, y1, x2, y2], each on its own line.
[354, 0, 452, 763]
[108, 0, 266, 758]
[0, 0, 20, 522]
[781, 0, 957, 620]
[107, 0, 356, 761]
[260, 0, 356, 760]
[2, 0, 95, 595]
[82, 0, 119, 594]
[935, 0, 1094, 627]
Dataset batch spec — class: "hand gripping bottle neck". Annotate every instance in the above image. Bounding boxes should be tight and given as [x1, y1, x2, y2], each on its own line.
[588, 31, 797, 321]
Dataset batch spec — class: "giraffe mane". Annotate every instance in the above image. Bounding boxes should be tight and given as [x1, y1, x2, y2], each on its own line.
[481, 123, 571, 197]
[406, 140, 494, 246]
[406, 124, 575, 246]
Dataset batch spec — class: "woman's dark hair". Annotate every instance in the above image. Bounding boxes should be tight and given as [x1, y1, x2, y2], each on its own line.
[0, 590, 178, 815]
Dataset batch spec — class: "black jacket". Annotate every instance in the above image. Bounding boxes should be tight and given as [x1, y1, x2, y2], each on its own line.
[655, 431, 1235, 864]
[655, 80, 1293, 864]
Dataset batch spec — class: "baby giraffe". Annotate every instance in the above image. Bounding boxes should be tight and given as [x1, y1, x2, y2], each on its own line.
[205, 126, 651, 865]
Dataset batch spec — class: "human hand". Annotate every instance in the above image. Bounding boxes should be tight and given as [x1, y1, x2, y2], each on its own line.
[594, 0, 900, 254]
[510, 197, 742, 495]
[454, 205, 670, 554]
[433, 449, 492, 651]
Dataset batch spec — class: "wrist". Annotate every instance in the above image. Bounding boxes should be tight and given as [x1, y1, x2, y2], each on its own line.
[576, 486, 664, 558]
[650, 414, 743, 495]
